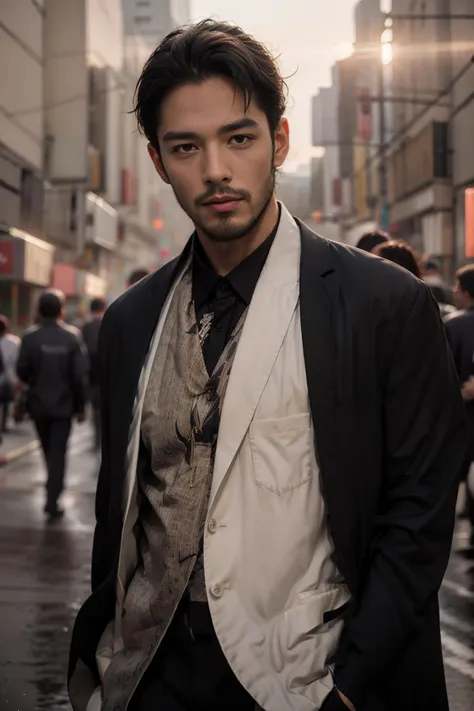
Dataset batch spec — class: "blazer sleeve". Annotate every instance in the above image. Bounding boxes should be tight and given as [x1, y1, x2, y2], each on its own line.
[334, 282, 467, 705]
[91, 310, 115, 592]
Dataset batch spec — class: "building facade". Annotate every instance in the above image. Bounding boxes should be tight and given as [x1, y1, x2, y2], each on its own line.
[387, 0, 455, 275]
[0, 1, 55, 329]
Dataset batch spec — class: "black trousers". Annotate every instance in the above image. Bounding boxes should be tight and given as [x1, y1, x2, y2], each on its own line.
[34, 418, 71, 513]
[129, 601, 256, 711]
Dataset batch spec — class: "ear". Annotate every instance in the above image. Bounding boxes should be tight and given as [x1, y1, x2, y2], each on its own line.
[147, 143, 170, 185]
[273, 117, 290, 169]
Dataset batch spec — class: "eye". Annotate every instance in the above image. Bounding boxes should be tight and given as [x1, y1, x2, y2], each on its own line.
[172, 144, 197, 154]
[229, 134, 254, 147]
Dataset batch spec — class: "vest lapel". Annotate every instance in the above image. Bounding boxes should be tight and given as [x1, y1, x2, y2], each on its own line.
[209, 206, 300, 507]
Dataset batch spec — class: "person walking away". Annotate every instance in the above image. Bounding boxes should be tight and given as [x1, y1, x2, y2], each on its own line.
[82, 298, 107, 451]
[444, 265, 474, 546]
[355, 229, 390, 253]
[69, 20, 465, 711]
[17, 290, 88, 522]
[373, 239, 422, 278]
[0, 315, 20, 432]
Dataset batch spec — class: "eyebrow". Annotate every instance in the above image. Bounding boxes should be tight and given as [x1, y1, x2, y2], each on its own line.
[162, 117, 259, 142]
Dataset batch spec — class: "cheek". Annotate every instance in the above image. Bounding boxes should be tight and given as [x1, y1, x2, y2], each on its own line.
[166, 166, 198, 202]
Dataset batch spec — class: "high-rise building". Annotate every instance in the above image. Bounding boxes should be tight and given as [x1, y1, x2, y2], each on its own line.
[112, 0, 192, 300]
[0, 1, 55, 329]
[387, 0, 457, 274]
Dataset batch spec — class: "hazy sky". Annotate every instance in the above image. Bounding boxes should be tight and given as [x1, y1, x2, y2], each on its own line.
[191, 0, 359, 171]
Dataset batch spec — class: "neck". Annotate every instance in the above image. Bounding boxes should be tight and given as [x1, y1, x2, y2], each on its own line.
[196, 197, 279, 276]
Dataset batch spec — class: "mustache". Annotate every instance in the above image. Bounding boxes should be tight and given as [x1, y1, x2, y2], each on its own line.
[195, 185, 251, 206]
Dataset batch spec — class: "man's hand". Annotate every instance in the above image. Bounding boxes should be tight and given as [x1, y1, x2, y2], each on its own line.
[336, 688, 355, 711]
[76, 413, 86, 424]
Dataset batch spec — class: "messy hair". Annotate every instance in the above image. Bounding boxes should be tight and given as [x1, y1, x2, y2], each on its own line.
[133, 19, 287, 151]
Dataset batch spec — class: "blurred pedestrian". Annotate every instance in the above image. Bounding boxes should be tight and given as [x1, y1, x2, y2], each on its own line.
[355, 229, 390, 253]
[70, 20, 466, 711]
[444, 265, 474, 545]
[423, 258, 454, 315]
[16, 290, 88, 521]
[375, 241, 457, 317]
[82, 298, 107, 451]
[373, 239, 422, 277]
[0, 315, 20, 432]
[127, 268, 150, 288]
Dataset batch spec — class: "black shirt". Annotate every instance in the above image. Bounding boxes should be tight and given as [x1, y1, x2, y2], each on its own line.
[192, 213, 280, 375]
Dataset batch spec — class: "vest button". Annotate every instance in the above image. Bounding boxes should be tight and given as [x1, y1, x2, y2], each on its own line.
[210, 583, 223, 598]
[208, 517, 217, 533]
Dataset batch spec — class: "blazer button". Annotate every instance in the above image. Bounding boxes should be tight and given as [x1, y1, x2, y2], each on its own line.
[210, 583, 223, 598]
[208, 517, 217, 533]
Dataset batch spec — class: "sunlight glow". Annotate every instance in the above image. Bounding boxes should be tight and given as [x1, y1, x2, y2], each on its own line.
[382, 42, 393, 65]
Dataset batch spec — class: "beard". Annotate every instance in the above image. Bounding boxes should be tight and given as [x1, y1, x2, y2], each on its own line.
[171, 166, 276, 244]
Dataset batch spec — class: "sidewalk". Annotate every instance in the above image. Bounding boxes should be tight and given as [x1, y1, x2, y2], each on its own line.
[0, 419, 38, 465]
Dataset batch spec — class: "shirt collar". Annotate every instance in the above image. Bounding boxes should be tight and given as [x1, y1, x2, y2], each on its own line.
[193, 206, 281, 309]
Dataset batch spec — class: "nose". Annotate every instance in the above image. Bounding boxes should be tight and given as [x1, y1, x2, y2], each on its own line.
[202, 144, 231, 185]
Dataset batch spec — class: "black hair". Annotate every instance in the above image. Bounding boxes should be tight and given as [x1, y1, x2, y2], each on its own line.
[128, 268, 149, 286]
[456, 265, 474, 298]
[90, 298, 107, 314]
[374, 240, 421, 279]
[355, 230, 391, 253]
[38, 290, 65, 319]
[133, 19, 287, 152]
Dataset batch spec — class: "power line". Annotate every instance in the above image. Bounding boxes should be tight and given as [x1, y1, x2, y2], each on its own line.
[351, 54, 474, 181]
[0, 20, 42, 65]
[6, 81, 126, 120]
[0, 104, 42, 146]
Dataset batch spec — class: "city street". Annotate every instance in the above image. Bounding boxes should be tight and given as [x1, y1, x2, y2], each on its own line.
[0, 425, 473, 710]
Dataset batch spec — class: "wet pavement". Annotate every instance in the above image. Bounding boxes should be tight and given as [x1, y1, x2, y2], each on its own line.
[0, 427, 473, 710]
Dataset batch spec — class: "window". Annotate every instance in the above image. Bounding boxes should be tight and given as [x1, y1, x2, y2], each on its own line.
[136, 1, 150, 5]
[134, 15, 151, 23]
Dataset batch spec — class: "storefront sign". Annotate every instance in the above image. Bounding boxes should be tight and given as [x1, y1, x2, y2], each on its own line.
[466, 188, 474, 258]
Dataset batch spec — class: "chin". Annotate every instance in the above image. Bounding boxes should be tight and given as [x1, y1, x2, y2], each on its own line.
[204, 220, 255, 243]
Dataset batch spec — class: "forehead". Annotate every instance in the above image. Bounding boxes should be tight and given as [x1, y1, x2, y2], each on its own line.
[158, 77, 266, 136]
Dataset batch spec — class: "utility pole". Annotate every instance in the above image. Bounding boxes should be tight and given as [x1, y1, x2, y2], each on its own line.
[378, 50, 388, 230]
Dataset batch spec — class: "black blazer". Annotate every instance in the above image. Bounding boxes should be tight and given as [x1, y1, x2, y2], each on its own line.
[69, 223, 466, 711]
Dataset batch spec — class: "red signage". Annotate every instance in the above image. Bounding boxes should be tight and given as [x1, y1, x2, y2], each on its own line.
[466, 188, 474, 258]
[0, 241, 14, 276]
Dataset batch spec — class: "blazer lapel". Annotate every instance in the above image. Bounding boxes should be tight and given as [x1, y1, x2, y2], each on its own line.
[299, 222, 357, 590]
[209, 207, 301, 507]
[298, 220, 341, 408]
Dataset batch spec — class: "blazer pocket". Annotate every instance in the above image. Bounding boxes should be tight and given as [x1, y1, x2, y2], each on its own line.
[286, 584, 351, 650]
[249, 413, 312, 495]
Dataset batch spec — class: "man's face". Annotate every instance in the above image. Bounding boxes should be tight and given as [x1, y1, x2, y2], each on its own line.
[148, 77, 289, 242]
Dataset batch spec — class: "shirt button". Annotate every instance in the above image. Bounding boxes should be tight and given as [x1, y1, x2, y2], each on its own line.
[208, 517, 217, 533]
[215, 323, 222, 332]
[210, 583, 223, 598]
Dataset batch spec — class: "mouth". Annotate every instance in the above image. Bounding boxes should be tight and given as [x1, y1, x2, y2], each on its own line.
[202, 196, 243, 213]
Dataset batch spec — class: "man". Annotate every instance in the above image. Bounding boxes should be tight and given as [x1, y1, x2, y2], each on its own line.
[0, 315, 20, 432]
[82, 298, 107, 451]
[17, 290, 87, 521]
[69, 20, 466, 711]
[444, 265, 474, 544]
